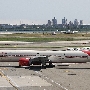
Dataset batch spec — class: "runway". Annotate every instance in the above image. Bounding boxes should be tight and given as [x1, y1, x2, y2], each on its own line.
[0, 62, 90, 90]
[0, 40, 90, 50]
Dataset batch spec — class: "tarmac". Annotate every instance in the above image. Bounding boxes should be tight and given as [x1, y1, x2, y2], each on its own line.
[0, 62, 90, 90]
[0, 41, 90, 90]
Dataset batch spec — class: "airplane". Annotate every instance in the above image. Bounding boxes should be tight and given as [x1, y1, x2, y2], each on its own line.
[61, 30, 78, 34]
[81, 47, 90, 50]
[0, 50, 90, 68]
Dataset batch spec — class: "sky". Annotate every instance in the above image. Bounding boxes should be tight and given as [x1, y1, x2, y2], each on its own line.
[0, 0, 90, 25]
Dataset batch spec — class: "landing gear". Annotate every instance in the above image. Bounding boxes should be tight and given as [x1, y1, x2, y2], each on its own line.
[41, 61, 46, 69]
[49, 62, 54, 67]
[41, 65, 46, 69]
[49, 62, 53, 66]
[29, 66, 31, 69]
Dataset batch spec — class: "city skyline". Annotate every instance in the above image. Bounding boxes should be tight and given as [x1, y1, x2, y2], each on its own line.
[0, 0, 90, 25]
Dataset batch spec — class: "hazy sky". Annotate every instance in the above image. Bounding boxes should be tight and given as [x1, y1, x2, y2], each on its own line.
[0, 0, 90, 24]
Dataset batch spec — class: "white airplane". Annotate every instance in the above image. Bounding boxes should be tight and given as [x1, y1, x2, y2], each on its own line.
[61, 30, 78, 34]
[0, 50, 90, 68]
[81, 47, 90, 50]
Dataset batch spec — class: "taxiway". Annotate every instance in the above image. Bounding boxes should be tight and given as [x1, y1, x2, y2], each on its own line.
[0, 62, 90, 90]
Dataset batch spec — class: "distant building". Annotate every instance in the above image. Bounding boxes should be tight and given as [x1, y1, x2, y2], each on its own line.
[47, 20, 51, 26]
[62, 17, 67, 25]
[1, 24, 13, 29]
[69, 21, 73, 26]
[74, 19, 79, 26]
[13, 25, 20, 28]
[69, 21, 73, 29]
[52, 17, 57, 26]
[80, 20, 83, 25]
[20, 24, 27, 28]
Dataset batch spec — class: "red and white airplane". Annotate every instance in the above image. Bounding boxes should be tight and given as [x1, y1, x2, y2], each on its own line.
[0, 50, 90, 68]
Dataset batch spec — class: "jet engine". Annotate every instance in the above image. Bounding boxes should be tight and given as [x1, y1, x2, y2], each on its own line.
[19, 58, 30, 66]
[19, 57, 42, 67]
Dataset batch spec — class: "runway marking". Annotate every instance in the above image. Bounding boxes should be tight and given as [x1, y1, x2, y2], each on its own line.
[35, 71, 68, 90]
[0, 70, 19, 90]
[7, 75, 19, 87]
[9, 76, 51, 86]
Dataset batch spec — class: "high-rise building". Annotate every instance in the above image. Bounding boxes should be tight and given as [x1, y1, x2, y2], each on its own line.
[74, 19, 79, 26]
[62, 17, 67, 25]
[80, 20, 83, 25]
[69, 21, 73, 26]
[47, 20, 51, 26]
[52, 17, 57, 26]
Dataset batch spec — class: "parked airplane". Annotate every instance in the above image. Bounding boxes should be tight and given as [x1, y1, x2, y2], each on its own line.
[81, 47, 90, 50]
[0, 50, 90, 68]
[61, 30, 78, 34]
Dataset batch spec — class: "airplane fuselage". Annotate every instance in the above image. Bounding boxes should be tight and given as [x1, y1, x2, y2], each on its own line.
[0, 50, 90, 63]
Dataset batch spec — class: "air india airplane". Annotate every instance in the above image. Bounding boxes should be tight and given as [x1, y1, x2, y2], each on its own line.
[0, 50, 90, 68]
